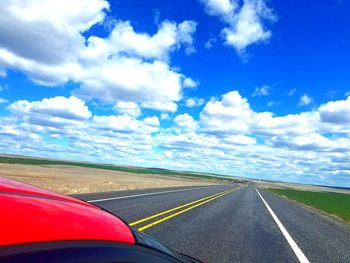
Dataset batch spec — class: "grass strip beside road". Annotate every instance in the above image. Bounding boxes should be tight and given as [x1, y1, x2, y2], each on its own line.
[269, 188, 350, 222]
[131, 187, 238, 231]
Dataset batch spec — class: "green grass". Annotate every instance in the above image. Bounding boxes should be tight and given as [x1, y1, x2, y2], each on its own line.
[0, 156, 227, 181]
[269, 188, 350, 222]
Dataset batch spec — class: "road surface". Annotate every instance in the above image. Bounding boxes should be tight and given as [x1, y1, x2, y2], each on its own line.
[75, 185, 350, 263]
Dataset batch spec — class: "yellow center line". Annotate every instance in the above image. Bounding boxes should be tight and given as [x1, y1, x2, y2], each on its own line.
[129, 188, 233, 227]
[136, 188, 237, 231]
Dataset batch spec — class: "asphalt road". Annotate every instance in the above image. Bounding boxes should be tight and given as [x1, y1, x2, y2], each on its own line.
[75, 185, 350, 263]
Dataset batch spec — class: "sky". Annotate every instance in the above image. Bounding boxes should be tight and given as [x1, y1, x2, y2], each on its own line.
[0, 0, 350, 187]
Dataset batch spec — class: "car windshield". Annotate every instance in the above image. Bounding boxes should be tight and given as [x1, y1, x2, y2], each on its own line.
[0, 0, 350, 262]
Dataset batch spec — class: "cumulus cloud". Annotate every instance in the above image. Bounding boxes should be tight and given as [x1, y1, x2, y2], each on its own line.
[78, 19, 198, 111]
[183, 78, 199, 88]
[174, 113, 197, 132]
[177, 21, 198, 55]
[0, 0, 108, 85]
[74, 57, 184, 112]
[77, 19, 197, 112]
[113, 101, 141, 117]
[251, 111, 319, 137]
[2, 90, 350, 186]
[317, 97, 350, 134]
[7, 96, 92, 131]
[92, 115, 159, 134]
[200, 91, 253, 135]
[160, 113, 171, 120]
[199, 0, 236, 19]
[84, 20, 197, 61]
[221, 134, 256, 146]
[0, 0, 198, 112]
[185, 97, 205, 108]
[8, 96, 91, 121]
[271, 133, 350, 153]
[318, 96, 350, 124]
[200, 0, 276, 56]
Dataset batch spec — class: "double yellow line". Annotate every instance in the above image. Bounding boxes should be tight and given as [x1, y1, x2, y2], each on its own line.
[130, 187, 237, 231]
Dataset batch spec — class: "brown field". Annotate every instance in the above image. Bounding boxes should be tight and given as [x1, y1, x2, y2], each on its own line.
[0, 163, 221, 194]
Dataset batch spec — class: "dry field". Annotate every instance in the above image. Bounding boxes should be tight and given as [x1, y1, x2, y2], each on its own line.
[0, 163, 219, 194]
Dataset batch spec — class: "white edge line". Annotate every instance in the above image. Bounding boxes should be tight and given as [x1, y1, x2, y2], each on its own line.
[87, 186, 220, 203]
[255, 188, 310, 263]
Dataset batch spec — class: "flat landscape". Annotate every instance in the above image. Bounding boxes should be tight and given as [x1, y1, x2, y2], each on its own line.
[0, 156, 228, 194]
[1, 155, 350, 262]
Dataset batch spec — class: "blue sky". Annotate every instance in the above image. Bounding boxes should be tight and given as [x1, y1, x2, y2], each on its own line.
[0, 0, 350, 187]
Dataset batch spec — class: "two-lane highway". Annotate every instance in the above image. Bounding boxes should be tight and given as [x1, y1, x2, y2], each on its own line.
[75, 185, 350, 263]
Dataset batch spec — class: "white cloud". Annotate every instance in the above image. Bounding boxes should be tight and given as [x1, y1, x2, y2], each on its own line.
[200, 0, 276, 56]
[199, 0, 236, 19]
[221, 134, 256, 146]
[174, 113, 197, 132]
[185, 97, 205, 108]
[144, 116, 160, 127]
[183, 78, 199, 88]
[75, 57, 183, 112]
[92, 115, 159, 134]
[271, 133, 350, 153]
[160, 113, 171, 120]
[318, 96, 350, 125]
[84, 20, 197, 61]
[8, 96, 91, 121]
[251, 111, 318, 137]
[75, 18, 198, 111]
[0, 0, 198, 112]
[200, 91, 253, 135]
[0, 0, 108, 86]
[299, 93, 312, 106]
[2, 91, 350, 186]
[140, 99, 178, 113]
[177, 20, 198, 55]
[222, 0, 276, 54]
[252, 84, 270, 96]
[345, 91, 350, 97]
[0, 98, 9, 104]
[113, 101, 141, 117]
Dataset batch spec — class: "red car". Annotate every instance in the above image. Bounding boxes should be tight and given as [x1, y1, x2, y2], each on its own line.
[0, 177, 201, 262]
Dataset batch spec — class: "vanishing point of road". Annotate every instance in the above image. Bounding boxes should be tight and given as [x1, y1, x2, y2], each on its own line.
[75, 184, 350, 263]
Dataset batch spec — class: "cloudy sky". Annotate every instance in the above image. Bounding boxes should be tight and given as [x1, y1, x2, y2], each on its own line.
[1, 0, 350, 187]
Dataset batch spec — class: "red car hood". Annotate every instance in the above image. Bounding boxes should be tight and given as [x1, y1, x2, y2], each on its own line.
[0, 176, 135, 246]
